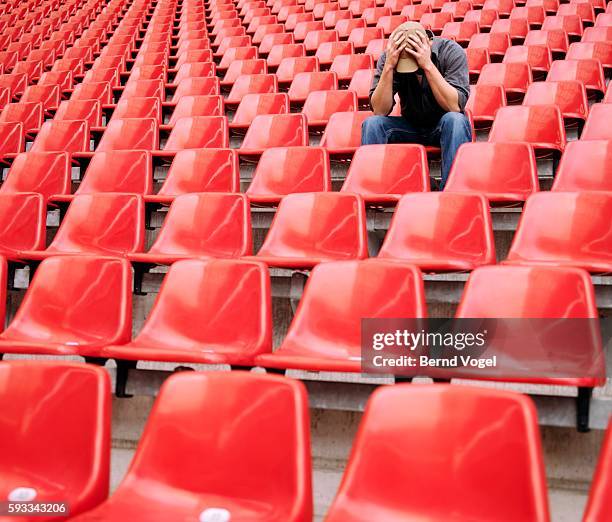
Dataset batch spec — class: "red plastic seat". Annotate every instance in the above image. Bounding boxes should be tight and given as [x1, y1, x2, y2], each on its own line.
[348, 68, 375, 101]
[226, 74, 278, 104]
[466, 47, 491, 78]
[445, 142, 539, 201]
[1, 152, 70, 199]
[170, 63, 216, 86]
[214, 35, 252, 57]
[231, 93, 289, 127]
[0, 361, 110, 517]
[255, 260, 425, 372]
[510, 5, 546, 26]
[314, 41, 354, 66]
[465, 84, 506, 124]
[302, 90, 357, 126]
[488, 105, 565, 153]
[129, 193, 251, 264]
[0, 102, 43, 133]
[441, 21, 480, 44]
[420, 12, 454, 34]
[221, 58, 268, 85]
[348, 27, 384, 50]
[551, 140, 611, 191]
[320, 111, 374, 154]
[292, 20, 323, 41]
[96, 118, 159, 152]
[541, 14, 583, 38]
[335, 18, 367, 39]
[330, 54, 374, 82]
[584, 419, 612, 522]
[111, 97, 162, 123]
[566, 41, 612, 70]
[477, 62, 532, 96]
[83, 67, 121, 89]
[247, 147, 331, 203]
[523, 80, 588, 121]
[505, 191, 612, 272]
[54, 99, 102, 128]
[303, 29, 339, 52]
[266, 43, 306, 68]
[325, 385, 549, 521]
[52, 151, 152, 202]
[218, 46, 259, 71]
[288, 71, 338, 103]
[464, 8, 499, 30]
[362, 6, 392, 24]
[250, 192, 367, 267]
[377, 192, 495, 270]
[377, 14, 409, 35]
[163, 116, 229, 151]
[582, 26, 612, 43]
[468, 32, 512, 59]
[259, 33, 295, 55]
[31, 119, 89, 153]
[524, 28, 569, 54]
[18, 194, 145, 260]
[171, 77, 220, 101]
[174, 49, 214, 69]
[70, 372, 311, 521]
[0, 193, 45, 255]
[167, 96, 225, 126]
[71, 81, 113, 104]
[341, 144, 429, 203]
[276, 56, 320, 83]
[546, 59, 606, 96]
[20, 84, 60, 111]
[1, 249, 131, 355]
[253, 23, 287, 45]
[119, 79, 165, 102]
[240, 113, 308, 153]
[490, 18, 530, 43]
[502, 44, 552, 74]
[582, 104, 612, 140]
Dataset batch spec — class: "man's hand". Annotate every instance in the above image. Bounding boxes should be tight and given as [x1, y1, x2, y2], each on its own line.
[383, 30, 406, 71]
[404, 31, 434, 72]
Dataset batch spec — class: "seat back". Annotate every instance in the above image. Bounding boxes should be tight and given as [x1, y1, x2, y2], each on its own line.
[241, 113, 308, 150]
[111, 97, 162, 122]
[0, 102, 44, 132]
[523, 80, 588, 120]
[77, 151, 152, 195]
[54, 99, 102, 127]
[584, 420, 612, 522]
[551, 140, 612, 191]
[164, 116, 229, 150]
[320, 111, 373, 152]
[1, 152, 70, 198]
[326, 385, 549, 522]
[582, 104, 612, 140]
[96, 118, 159, 151]
[168, 95, 224, 125]
[232, 93, 289, 126]
[0, 121, 24, 154]
[302, 90, 357, 125]
[31, 119, 89, 153]
[0, 192, 46, 252]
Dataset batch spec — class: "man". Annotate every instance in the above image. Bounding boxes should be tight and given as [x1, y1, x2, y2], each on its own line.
[362, 22, 471, 189]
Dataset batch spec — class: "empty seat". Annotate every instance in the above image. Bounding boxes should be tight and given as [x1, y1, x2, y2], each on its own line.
[302, 90, 357, 126]
[288, 71, 338, 103]
[31, 119, 89, 153]
[477, 63, 532, 97]
[54, 99, 103, 127]
[71, 81, 113, 104]
[584, 419, 612, 522]
[218, 46, 259, 70]
[20, 84, 61, 111]
[347, 68, 375, 101]
[503, 44, 552, 75]
[1, 152, 70, 199]
[320, 111, 374, 154]
[120, 79, 165, 102]
[266, 43, 306, 68]
[111, 97, 162, 123]
[231, 93, 289, 128]
[240, 113, 308, 153]
[0, 361, 110, 517]
[377, 192, 495, 270]
[523, 80, 588, 122]
[566, 41, 612, 69]
[348, 27, 385, 50]
[276, 56, 320, 83]
[0, 102, 42, 134]
[226, 74, 278, 104]
[170, 62, 216, 86]
[0, 256, 131, 355]
[69, 372, 311, 521]
[581, 102, 612, 140]
[325, 384, 549, 521]
[255, 260, 425, 372]
[465, 84, 506, 125]
[163, 116, 229, 151]
[330, 54, 374, 82]
[315, 41, 354, 66]
[524, 28, 569, 54]
[52, 151, 152, 202]
[547, 59, 606, 96]
[468, 32, 512, 59]
[551, 140, 612, 191]
[251, 192, 367, 268]
[96, 118, 159, 152]
[0, 121, 24, 155]
[172, 77, 220, 101]
[129, 194, 251, 264]
[167, 96, 225, 126]
[341, 144, 429, 203]
[19, 194, 145, 260]
[247, 147, 331, 203]
[488, 105, 565, 154]
[0, 192, 46, 255]
[222, 58, 268, 85]
[445, 142, 539, 201]
[505, 191, 612, 272]
[147, 149, 239, 204]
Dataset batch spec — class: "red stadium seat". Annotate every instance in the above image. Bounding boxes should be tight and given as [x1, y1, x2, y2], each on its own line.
[247, 146, 331, 203]
[445, 142, 539, 201]
[231, 93, 289, 128]
[477, 62, 532, 97]
[503, 44, 552, 75]
[464, 8, 499, 30]
[52, 151, 152, 201]
[466, 47, 491, 78]
[266, 43, 306, 68]
[505, 191, 612, 272]
[303, 29, 339, 52]
[551, 140, 612, 191]
[172, 77, 220, 101]
[259, 33, 294, 54]
[69, 372, 311, 521]
[523, 80, 588, 121]
[465, 84, 506, 125]
[71, 81, 113, 104]
[0, 193, 45, 254]
[168, 95, 225, 125]
[330, 53, 374, 81]
[214, 35, 252, 57]
[226, 74, 278, 104]
[0, 256, 132, 355]
[420, 12, 454, 35]
[341, 144, 429, 203]
[276, 56, 320, 83]
[566, 41, 612, 69]
[362, 6, 392, 25]
[488, 105, 565, 153]
[222, 58, 268, 85]
[491, 18, 530, 43]
[54, 100, 102, 128]
[546, 59, 606, 97]
[240, 113, 308, 153]
[335, 18, 367, 39]
[163, 116, 229, 150]
[147, 149, 239, 204]
[441, 21, 480, 44]
[524, 28, 569, 54]
[130, 194, 251, 264]
[483, 0, 516, 16]
[288, 71, 338, 103]
[31, 120, 89, 153]
[96, 118, 158, 152]
[320, 111, 374, 154]
[255, 260, 425, 372]
[302, 90, 357, 126]
[120, 79, 165, 102]
[0, 102, 43, 133]
[1, 152, 70, 199]
[348, 27, 384, 50]
[19, 194, 145, 260]
[526, 0, 559, 14]
[584, 419, 612, 522]
[0, 362, 110, 518]
[541, 14, 583, 38]
[468, 32, 512, 59]
[251, 192, 367, 267]
[582, 104, 612, 139]
[20, 84, 60, 111]
[510, 5, 546, 27]
[170, 62, 216, 86]
[582, 26, 612, 43]
[558, 2, 596, 24]
[110, 97, 161, 123]
[325, 385, 549, 521]
[377, 192, 495, 270]
[314, 41, 354, 66]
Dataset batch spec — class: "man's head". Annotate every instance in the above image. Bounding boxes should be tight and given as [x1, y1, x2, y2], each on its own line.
[392, 22, 434, 73]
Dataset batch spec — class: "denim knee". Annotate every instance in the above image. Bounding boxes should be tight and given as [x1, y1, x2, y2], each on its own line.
[361, 116, 389, 145]
[439, 112, 471, 139]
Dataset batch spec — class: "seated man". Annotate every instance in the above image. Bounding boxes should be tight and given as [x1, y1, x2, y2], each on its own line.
[362, 22, 471, 189]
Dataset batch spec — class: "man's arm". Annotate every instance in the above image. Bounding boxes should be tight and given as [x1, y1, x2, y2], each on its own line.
[370, 31, 405, 115]
[404, 32, 463, 113]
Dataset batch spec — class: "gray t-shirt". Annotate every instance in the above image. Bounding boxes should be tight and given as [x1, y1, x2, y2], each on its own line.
[369, 37, 470, 128]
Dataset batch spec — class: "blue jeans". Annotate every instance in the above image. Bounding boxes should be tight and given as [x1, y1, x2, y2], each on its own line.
[361, 112, 472, 189]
